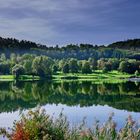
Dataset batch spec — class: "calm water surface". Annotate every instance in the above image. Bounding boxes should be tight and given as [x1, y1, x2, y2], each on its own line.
[0, 80, 140, 131]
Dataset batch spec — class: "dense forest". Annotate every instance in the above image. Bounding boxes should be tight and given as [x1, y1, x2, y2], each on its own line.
[0, 37, 140, 60]
[0, 53, 140, 78]
[0, 37, 140, 78]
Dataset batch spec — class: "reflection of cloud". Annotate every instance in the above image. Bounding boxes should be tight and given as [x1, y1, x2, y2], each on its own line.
[0, 0, 139, 45]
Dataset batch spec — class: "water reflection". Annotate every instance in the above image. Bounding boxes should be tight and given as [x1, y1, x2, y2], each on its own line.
[0, 81, 140, 113]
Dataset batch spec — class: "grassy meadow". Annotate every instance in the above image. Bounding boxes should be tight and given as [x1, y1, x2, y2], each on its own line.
[0, 70, 135, 82]
[52, 70, 134, 81]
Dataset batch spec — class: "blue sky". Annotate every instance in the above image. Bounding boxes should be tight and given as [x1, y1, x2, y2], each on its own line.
[0, 0, 140, 46]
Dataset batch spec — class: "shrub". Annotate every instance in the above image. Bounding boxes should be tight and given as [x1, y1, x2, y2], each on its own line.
[0, 109, 140, 140]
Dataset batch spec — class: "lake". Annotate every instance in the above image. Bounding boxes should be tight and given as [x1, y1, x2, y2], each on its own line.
[0, 80, 140, 132]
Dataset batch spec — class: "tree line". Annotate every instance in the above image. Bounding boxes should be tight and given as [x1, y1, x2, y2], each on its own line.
[0, 37, 140, 60]
[0, 53, 140, 78]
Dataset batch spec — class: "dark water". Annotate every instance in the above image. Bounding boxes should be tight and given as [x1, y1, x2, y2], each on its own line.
[0, 80, 140, 130]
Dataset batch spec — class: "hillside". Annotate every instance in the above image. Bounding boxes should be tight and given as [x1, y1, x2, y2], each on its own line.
[108, 39, 140, 50]
[0, 37, 140, 60]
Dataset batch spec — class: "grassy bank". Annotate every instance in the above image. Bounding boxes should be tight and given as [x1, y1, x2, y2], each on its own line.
[0, 109, 139, 140]
[0, 75, 40, 81]
[52, 70, 134, 81]
[0, 71, 135, 82]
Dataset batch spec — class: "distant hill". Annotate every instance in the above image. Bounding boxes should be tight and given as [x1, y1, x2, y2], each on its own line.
[0, 37, 140, 60]
[108, 39, 140, 50]
[0, 37, 47, 50]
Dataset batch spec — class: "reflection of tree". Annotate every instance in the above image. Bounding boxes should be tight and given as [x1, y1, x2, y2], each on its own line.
[81, 82, 91, 94]
[11, 84, 24, 96]
[97, 83, 120, 95]
[97, 84, 106, 95]
[11, 82, 34, 101]
[0, 81, 139, 113]
[68, 82, 78, 95]
[119, 82, 140, 95]
[32, 81, 53, 101]
[61, 82, 69, 94]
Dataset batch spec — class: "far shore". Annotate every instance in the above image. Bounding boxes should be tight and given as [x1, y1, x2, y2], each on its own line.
[0, 71, 139, 82]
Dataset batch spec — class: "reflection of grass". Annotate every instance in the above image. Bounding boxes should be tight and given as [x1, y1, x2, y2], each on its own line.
[19, 75, 40, 81]
[53, 79, 127, 84]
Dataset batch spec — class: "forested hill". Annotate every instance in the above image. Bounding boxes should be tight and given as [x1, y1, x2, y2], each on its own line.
[108, 39, 140, 50]
[0, 37, 47, 50]
[0, 37, 140, 60]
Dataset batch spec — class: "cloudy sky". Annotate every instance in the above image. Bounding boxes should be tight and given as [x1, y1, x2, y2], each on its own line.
[0, 0, 140, 46]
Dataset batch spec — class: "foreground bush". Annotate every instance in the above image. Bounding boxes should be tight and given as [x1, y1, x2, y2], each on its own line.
[0, 109, 140, 140]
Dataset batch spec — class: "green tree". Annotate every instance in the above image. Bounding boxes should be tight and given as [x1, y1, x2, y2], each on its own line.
[10, 53, 17, 66]
[69, 59, 79, 73]
[12, 64, 25, 79]
[82, 61, 92, 74]
[97, 58, 106, 70]
[23, 60, 33, 74]
[32, 57, 43, 76]
[77, 61, 83, 71]
[0, 62, 10, 74]
[0, 53, 6, 62]
[32, 56, 54, 77]
[59, 59, 66, 71]
[108, 59, 120, 70]
[62, 63, 69, 73]
[119, 61, 130, 73]
[103, 63, 112, 72]
[52, 65, 58, 74]
[88, 58, 97, 70]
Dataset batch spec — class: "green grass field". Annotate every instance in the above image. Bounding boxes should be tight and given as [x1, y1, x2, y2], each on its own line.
[0, 75, 40, 81]
[0, 70, 135, 82]
[52, 70, 134, 81]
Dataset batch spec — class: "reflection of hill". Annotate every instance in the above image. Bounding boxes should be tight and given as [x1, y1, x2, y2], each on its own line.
[0, 81, 140, 113]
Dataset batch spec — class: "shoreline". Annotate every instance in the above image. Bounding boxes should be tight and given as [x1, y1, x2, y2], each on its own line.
[0, 71, 138, 82]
